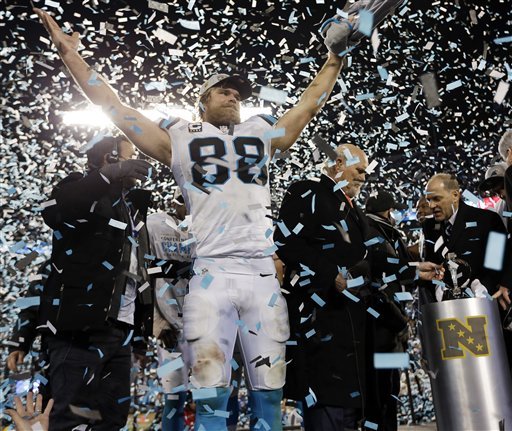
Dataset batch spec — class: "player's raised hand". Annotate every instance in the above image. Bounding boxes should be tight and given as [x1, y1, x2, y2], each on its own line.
[33, 8, 80, 56]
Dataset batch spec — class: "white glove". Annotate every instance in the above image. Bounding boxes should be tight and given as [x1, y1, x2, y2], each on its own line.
[470, 279, 488, 298]
[319, 15, 353, 55]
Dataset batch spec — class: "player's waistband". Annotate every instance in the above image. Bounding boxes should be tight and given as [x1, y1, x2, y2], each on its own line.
[193, 256, 276, 275]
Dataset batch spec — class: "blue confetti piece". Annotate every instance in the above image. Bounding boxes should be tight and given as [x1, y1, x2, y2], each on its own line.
[102, 261, 113, 270]
[292, 223, 304, 234]
[117, 396, 131, 404]
[9, 241, 26, 253]
[171, 384, 186, 394]
[192, 388, 219, 400]
[263, 244, 278, 256]
[484, 231, 506, 271]
[374, 353, 410, 369]
[465, 288, 475, 298]
[54, 230, 62, 240]
[265, 228, 273, 239]
[383, 274, 397, 283]
[87, 283, 93, 292]
[387, 257, 399, 264]
[446, 79, 463, 91]
[321, 224, 337, 231]
[342, 289, 360, 302]
[311, 293, 325, 307]
[377, 65, 388, 81]
[394, 292, 414, 301]
[122, 329, 134, 346]
[311, 194, 316, 214]
[231, 358, 240, 371]
[305, 329, 316, 339]
[301, 189, 312, 198]
[333, 180, 349, 191]
[364, 420, 379, 430]
[286, 340, 298, 346]
[268, 293, 278, 307]
[347, 276, 364, 288]
[466, 221, 477, 228]
[214, 410, 230, 418]
[355, 92, 374, 101]
[277, 221, 291, 237]
[263, 128, 286, 140]
[494, 36, 512, 44]
[15, 297, 40, 309]
[322, 243, 334, 249]
[462, 189, 481, 205]
[367, 307, 380, 318]
[364, 237, 381, 246]
[157, 357, 185, 378]
[358, 9, 374, 36]
[254, 418, 271, 430]
[34, 373, 48, 386]
[299, 278, 311, 287]
[305, 393, 316, 407]
[350, 391, 360, 398]
[65, 249, 73, 255]
[200, 273, 214, 289]
[52, 299, 59, 306]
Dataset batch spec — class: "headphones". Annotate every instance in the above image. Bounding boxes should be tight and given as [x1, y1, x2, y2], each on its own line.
[106, 140, 120, 164]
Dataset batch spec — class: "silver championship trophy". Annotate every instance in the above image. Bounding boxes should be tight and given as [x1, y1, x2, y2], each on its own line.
[421, 298, 512, 430]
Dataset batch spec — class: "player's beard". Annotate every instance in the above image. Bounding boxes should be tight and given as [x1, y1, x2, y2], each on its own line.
[207, 106, 241, 126]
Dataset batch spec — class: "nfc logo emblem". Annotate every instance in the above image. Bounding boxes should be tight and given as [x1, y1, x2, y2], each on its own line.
[436, 315, 490, 360]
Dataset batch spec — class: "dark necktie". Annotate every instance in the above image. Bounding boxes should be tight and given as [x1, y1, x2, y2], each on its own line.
[443, 221, 453, 242]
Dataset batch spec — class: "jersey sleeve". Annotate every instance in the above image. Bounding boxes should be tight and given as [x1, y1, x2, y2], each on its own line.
[257, 113, 278, 126]
[158, 116, 188, 131]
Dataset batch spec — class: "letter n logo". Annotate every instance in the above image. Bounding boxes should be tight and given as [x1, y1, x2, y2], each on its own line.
[436, 315, 490, 359]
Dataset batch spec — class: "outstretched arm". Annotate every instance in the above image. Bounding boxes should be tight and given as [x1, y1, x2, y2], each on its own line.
[272, 52, 343, 152]
[34, 8, 172, 165]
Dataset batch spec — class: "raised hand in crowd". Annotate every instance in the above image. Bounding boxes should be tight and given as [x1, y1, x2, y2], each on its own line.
[5, 392, 54, 431]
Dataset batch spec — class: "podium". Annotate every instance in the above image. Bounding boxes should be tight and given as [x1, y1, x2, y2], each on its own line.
[421, 298, 512, 430]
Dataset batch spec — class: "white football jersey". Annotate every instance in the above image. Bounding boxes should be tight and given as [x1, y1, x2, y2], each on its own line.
[160, 115, 276, 258]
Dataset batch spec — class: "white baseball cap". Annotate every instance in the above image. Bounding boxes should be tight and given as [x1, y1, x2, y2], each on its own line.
[198, 74, 252, 100]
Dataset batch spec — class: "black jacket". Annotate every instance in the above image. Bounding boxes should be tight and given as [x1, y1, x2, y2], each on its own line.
[275, 175, 370, 408]
[9, 260, 51, 354]
[40, 170, 154, 338]
[422, 200, 510, 299]
[365, 214, 411, 353]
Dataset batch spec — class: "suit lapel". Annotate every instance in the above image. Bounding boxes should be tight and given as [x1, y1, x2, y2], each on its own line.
[447, 200, 466, 249]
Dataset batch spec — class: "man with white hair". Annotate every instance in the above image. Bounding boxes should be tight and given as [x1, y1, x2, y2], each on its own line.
[275, 145, 441, 430]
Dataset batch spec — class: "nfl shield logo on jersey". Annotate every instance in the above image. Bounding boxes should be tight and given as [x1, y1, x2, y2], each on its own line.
[188, 122, 203, 133]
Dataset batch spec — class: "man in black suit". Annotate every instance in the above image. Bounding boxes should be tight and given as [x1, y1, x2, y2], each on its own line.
[39, 136, 154, 430]
[423, 173, 510, 302]
[275, 144, 440, 431]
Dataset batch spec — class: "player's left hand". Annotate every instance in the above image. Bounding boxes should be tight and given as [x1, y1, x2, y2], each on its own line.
[320, 15, 353, 55]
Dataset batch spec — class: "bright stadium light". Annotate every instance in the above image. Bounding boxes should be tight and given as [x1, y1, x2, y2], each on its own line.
[60, 105, 273, 127]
